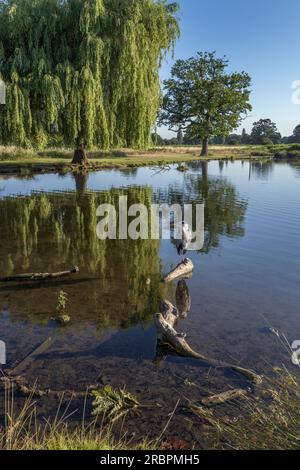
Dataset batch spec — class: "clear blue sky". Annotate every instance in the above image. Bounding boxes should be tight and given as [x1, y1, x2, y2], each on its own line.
[159, 0, 300, 138]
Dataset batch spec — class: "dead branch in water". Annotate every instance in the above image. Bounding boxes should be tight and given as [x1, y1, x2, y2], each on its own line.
[8, 337, 55, 377]
[0, 266, 79, 283]
[201, 389, 248, 407]
[164, 259, 194, 283]
[154, 312, 262, 385]
[1, 374, 98, 399]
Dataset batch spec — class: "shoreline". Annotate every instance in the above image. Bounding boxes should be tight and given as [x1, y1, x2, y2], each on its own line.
[0, 145, 276, 175]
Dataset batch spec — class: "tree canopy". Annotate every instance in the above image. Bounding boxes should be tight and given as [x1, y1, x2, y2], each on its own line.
[0, 0, 179, 153]
[250, 119, 281, 145]
[159, 52, 252, 156]
[292, 124, 300, 143]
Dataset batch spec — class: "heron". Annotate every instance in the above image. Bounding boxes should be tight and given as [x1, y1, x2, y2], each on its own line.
[176, 222, 193, 259]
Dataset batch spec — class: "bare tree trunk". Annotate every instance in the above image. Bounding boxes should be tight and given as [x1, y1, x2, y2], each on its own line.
[72, 148, 88, 165]
[72, 138, 88, 165]
[201, 137, 209, 157]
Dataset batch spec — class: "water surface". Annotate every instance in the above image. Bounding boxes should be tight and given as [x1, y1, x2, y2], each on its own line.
[0, 160, 299, 444]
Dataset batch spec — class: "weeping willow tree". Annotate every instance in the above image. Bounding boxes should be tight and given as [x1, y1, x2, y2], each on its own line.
[0, 0, 179, 163]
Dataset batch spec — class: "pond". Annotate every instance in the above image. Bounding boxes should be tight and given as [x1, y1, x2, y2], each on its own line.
[0, 159, 299, 446]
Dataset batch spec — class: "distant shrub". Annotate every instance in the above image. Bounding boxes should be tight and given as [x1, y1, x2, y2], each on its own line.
[0, 146, 36, 160]
[111, 150, 128, 158]
[250, 150, 272, 157]
[261, 137, 274, 146]
[275, 149, 300, 159]
[287, 150, 300, 158]
[228, 139, 240, 146]
[274, 150, 288, 159]
[288, 144, 300, 151]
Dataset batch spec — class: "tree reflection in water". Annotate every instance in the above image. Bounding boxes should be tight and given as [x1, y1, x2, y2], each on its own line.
[0, 166, 248, 331]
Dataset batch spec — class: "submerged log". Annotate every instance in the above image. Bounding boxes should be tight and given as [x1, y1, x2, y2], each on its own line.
[176, 280, 191, 318]
[201, 389, 247, 407]
[8, 337, 55, 377]
[153, 313, 262, 385]
[164, 258, 194, 283]
[0, 266, 79, 283]
[1, 374, 97, 399]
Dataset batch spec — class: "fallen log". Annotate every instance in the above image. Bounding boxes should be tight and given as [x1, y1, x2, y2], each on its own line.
[154, 313, 203, 360]
[201, 389, 247, 407]
[8, 337, 55, 377]
[160, 299, 178, 328]
[164, 258, 194, 283]
[0, 266, 79, 283]
[153, 313, 262, 385]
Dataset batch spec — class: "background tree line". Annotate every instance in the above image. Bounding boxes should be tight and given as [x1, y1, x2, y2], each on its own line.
[155, 120, 300, 147]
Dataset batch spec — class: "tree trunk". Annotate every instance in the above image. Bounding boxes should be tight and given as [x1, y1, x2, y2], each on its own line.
[201, 161, 208, 180]
[72, 147, 88, 165]
[73, 172, 88, 193]
[201, 137, 209, 157]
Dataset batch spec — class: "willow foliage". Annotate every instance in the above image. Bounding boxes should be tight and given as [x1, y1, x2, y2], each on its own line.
[0, 0, 179, 149]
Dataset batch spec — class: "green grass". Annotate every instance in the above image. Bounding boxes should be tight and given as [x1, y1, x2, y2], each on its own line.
[0, 388, 155, 451]
[0, 143, 299, 175]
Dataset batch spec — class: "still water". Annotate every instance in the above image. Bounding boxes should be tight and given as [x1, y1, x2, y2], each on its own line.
[0, 160, 299, 444]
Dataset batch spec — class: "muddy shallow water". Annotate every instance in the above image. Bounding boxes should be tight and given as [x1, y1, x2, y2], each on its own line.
[0, 160, 299, 446]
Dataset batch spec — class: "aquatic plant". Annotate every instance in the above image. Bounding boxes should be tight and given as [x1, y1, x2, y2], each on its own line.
[92, 385, 140, 424]
[55, 290, 70, 324]
[56, 290, 69, 316]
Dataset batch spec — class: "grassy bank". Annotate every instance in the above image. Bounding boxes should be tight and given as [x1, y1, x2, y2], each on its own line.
[2, 362, 300, 450]
[0, 144, 279, 175]
[0, 142, 299, 175]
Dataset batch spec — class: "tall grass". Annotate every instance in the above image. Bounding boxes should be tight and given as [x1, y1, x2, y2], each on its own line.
[187, 333, 300, 450]
[187, 367, 300, 450]
[0, 387, 153, 451]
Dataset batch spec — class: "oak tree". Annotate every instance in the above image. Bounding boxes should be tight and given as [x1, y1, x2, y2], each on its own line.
[159, 52, 252, 156]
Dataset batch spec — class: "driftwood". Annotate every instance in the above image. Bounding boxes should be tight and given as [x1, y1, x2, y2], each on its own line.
[1, 375, 97, 399]
[8, 337, 55, 377]
[153, 313, 262, 385]
[164, 258, 194, 283]
[0, 266, 79, 283]
[154, 314, 203, 360]
[160, 300, 179, 328]
[201, 389, 247, 407]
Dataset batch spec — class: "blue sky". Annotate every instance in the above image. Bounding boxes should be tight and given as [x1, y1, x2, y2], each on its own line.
[159, 0, 300, 138]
